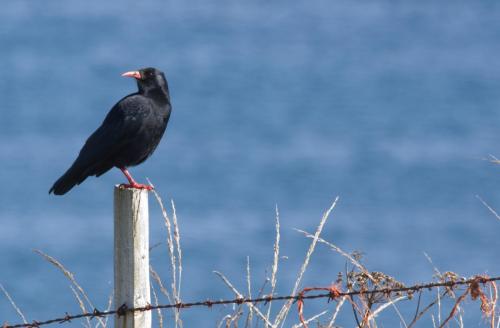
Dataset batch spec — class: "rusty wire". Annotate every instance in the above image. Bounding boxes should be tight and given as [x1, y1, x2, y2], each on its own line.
[3, 275, 500, 328]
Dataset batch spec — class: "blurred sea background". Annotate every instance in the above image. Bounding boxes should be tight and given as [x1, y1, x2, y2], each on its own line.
[1, 1, 500, 326]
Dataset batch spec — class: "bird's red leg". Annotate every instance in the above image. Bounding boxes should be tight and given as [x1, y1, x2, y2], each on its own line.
[118, 167, 153, 191]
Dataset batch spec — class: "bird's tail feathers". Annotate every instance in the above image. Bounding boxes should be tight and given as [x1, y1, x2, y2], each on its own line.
[49, 163, 89, 195]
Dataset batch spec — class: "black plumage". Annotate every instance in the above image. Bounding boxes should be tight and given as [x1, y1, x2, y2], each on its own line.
[49, 67, 171, 195]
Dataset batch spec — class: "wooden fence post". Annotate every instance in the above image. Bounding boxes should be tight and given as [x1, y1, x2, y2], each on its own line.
[114, 186, 151, 328]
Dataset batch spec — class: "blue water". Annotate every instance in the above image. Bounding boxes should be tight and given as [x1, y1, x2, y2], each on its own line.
[2, 1, 500, 326]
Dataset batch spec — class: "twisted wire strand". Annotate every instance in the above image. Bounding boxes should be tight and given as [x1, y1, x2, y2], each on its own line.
[3, 275, 499, 328]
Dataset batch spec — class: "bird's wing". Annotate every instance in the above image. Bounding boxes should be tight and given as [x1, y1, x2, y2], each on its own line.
[75, 94, 153, 171]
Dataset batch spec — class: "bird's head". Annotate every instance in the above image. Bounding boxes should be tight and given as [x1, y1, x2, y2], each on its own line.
[122, 67, 168, 96]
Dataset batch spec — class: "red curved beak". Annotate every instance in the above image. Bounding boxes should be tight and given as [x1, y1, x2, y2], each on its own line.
[121, 71, 142, 80]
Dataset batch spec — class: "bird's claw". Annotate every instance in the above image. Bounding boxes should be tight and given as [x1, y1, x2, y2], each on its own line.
[119, 183, 154, 191]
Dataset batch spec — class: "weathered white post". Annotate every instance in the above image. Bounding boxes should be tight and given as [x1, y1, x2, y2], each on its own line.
[114, 186, 151, 328]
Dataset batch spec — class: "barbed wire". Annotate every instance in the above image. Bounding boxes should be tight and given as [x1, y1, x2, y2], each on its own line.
[3, 275, 499, 328]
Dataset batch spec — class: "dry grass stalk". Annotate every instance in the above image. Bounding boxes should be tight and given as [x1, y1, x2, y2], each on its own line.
[100, 292, 113, 328]
[245, 256, 253, 328]
[496, 285, 500, 328]
[488, 154, 500, 164]
[437, 287, 442, 327]
[151, 190, 177, 295]
[423, 254, 443, 327]
[326, 295, 347, 327]
[438, 286, 471, 328]
[151, 285, 163, 328]
[265, 205, 281, 327]
[150, 266, 173, 303]
[291, 310, 328, 328]
[213, 270, 274, 326]
[227, 308, 244, 327]
[476, 195, 500, 221]
[424, 253, 465, 327]
[274, 197, 339, 327]
[171, 199, 183, 301]
[388, 299, 409, 328]
[0, 283, 28, 325]
[295, 229, 374, 281]
[367, 296, 407, 321]
[33, 249, 106, 327]
[69, 285, 91, 328]
[359, 297, 371, 328]
[408, 290, 448, 328]
[217, 315, 232, 328]
[150, 264, 181, 326]
[217, 308, 244, 328]
[491, 283, 499, 328]
[150, 188, 182, 327]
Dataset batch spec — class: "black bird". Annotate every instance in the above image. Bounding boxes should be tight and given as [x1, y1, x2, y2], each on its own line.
[49, 67, 171, 195]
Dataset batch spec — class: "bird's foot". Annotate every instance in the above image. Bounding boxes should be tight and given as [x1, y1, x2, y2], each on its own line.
[119, 182, 154, 191]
